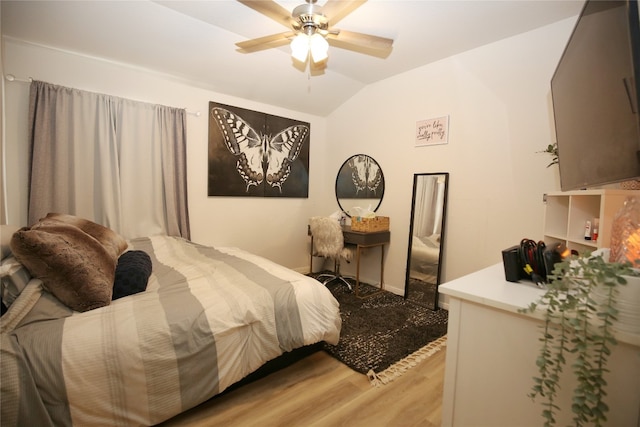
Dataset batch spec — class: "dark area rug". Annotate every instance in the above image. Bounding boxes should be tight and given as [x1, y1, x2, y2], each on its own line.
[312, 273, 448, 375]
[406, 277, 438, 308]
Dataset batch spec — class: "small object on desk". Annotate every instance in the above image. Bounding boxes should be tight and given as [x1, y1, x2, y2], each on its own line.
[501, 245, 522, 283]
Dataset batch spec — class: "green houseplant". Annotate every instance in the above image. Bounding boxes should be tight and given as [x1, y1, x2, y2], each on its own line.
[521, 252, 637, 427]
[539, 142, 559, 168]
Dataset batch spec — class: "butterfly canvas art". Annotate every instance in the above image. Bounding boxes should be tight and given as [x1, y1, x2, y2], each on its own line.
[208, 102, 310, 197]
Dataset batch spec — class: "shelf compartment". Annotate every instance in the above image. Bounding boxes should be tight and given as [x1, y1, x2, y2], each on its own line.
[543, 189, 640, 255]
[567, 195, 600, 243]
[543, 194, 569, 238]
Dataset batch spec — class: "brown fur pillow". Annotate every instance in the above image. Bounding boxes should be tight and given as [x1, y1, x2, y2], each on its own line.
[38, 213, 128, 260]
[10, 223, 116, 312]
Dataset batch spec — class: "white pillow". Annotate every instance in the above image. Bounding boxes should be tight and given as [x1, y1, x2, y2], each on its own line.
[1, 255, 31, 307]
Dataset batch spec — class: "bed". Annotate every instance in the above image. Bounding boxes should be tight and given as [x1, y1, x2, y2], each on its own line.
[0, 215, 341, 426]
[409, 234, 441, 284]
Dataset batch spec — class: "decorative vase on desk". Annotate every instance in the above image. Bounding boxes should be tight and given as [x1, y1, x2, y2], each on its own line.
[606, 196, 640, 336]
[609, 195, 640, 266]
[619, 179, 640, 190]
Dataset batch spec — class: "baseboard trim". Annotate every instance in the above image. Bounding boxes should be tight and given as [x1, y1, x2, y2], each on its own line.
[297, 265, 450, 310]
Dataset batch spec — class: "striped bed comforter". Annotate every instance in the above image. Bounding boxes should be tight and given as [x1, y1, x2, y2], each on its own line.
[1, 236, 341, 426]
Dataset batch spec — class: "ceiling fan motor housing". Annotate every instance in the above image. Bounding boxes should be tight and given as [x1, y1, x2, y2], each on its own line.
[292, 1, 328, 34]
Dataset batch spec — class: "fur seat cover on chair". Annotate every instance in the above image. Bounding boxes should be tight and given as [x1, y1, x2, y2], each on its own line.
[309, 217, 352, 262]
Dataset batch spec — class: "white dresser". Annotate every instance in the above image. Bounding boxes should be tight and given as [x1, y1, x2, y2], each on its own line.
[439, 263, 640, 427]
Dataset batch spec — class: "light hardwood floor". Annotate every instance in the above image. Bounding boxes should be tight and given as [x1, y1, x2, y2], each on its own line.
[159, 347, 446, 426]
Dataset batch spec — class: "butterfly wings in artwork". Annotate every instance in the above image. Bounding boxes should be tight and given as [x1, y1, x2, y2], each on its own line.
[211, 107, 309, 193]
[211, 108, 265, 188]
[349, 155, 382, 195]
[265, 125, 308, 191]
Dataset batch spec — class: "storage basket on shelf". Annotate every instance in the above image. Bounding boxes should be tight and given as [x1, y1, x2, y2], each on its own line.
[351, 216, 390, 232]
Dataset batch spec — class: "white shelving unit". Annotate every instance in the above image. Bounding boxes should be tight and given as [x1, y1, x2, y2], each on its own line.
[543, 189, 640, 254]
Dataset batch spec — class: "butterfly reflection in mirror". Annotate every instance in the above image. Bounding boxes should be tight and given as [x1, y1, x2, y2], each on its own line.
[349, 154, 383, 196]
[211, 107, 309, 193]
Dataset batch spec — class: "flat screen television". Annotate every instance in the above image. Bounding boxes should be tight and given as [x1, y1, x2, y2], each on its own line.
[551, 0, 640, 191]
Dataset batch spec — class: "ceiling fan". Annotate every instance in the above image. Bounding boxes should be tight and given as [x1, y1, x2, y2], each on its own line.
[235, 0, 394, 67]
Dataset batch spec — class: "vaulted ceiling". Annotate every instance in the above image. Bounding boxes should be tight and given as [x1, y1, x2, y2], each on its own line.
[1, 0, 583, 116]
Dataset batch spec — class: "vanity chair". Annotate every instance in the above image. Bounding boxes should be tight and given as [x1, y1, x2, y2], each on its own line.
[309, 216, 353, 290]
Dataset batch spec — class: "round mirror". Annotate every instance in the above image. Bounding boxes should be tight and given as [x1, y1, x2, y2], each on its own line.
[335, 154, 385, 217]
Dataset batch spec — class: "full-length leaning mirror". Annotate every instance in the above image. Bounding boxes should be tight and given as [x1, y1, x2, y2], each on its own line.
[404, 173, 449, 310]
[335, 154, 385, 216]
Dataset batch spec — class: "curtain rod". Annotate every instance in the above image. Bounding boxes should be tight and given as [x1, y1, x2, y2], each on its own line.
[5, 74, 32, 83]
[4, 74, 201, 117]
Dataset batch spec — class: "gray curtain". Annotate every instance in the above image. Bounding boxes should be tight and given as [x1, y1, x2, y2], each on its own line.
[27, 81, 190, 239]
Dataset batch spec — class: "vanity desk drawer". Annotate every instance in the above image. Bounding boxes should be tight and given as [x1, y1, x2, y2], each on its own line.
[342, 227, 390, 246]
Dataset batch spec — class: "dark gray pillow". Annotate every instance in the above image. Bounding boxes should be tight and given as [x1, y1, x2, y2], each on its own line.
[112, 250, 152, 300]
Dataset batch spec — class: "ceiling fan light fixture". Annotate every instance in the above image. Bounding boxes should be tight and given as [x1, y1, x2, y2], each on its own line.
[237, 0, 394, 71]
[309, 33, 328, 62]
[290, 33, 310, 62]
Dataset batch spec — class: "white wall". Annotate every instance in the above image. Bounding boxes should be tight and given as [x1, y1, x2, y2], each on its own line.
[327, 19, 573, 294]
[3, 18, 575, 295]
[2, 38, 328, 272]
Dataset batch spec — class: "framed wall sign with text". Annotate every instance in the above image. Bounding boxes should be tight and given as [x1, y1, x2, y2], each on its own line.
[415, 115, 449, 147]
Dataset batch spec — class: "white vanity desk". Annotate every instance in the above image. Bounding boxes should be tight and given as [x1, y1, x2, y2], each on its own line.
[439, 263, 640, 427]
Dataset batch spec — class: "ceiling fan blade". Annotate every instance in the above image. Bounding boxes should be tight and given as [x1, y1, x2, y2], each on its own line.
[236, 31, 295, 53]
[236, 0, 294, 29]
[321, 0, 367, 26]
[327, 29, 393, 58]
